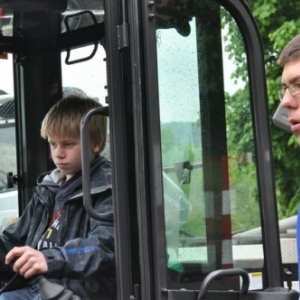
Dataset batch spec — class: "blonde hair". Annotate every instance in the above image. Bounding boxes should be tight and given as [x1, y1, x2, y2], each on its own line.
[278, 34, 300, 66]
[41, 95, 107, 153]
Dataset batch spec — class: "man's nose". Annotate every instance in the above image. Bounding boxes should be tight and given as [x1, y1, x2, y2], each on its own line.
[281, 90, 298, 109]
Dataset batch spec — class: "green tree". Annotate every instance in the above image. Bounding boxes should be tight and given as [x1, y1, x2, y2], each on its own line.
[225, 1, 300, 217]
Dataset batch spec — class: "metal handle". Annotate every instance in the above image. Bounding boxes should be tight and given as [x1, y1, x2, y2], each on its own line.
[80, 106, 110, 221]
[197, 268, 249, 300]
[64, 11, 98, 65]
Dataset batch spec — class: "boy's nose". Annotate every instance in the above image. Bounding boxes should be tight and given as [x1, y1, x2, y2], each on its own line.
[54, 146, 65, 158]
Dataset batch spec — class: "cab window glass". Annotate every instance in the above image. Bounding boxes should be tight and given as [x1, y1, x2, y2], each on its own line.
[61, 44, 109, 157]
[0, 8, 13, 36]
[63, 0, 104, 32]
[156, 2, 263, 288]
[0, 54, 18, 231]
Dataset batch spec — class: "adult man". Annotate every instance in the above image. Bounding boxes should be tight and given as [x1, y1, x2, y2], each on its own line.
[279, 33, 300, 292]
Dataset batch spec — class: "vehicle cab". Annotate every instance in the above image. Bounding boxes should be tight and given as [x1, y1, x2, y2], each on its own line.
[0, 0, 298, 299]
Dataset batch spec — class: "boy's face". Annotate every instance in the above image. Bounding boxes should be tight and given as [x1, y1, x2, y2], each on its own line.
[48, 135, 101, 181]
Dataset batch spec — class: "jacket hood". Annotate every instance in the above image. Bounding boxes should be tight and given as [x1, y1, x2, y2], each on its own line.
[37, 155, 112, 201]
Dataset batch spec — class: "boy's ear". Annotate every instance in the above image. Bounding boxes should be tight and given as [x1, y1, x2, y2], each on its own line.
[91, 141, 102, 153]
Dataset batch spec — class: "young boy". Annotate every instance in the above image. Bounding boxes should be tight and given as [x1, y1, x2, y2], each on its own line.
[0, 95, 115, 299]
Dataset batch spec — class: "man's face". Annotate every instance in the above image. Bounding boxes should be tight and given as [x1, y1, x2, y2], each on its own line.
[48, 135, 100, 181]
[281, 57, 300, 145]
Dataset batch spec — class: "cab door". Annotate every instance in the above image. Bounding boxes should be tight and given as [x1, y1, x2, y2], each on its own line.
[106, 0, 299, 298]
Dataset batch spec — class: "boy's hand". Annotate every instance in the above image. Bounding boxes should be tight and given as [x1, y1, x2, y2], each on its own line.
[5, 246, 48, 278]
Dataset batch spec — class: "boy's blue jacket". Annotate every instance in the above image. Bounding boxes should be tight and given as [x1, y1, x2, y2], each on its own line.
[0, 156, 115, 300]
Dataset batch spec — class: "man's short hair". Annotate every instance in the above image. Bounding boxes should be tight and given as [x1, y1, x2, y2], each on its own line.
[278, 34, 300, 67]
[41, 95, 107, 153]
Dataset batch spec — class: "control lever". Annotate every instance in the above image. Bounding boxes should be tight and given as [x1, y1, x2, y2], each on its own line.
[36, 275, 80, 300]
[284, 268, 292, 291]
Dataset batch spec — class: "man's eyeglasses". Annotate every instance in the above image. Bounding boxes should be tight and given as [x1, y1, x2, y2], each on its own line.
[278, 81, 300, 101]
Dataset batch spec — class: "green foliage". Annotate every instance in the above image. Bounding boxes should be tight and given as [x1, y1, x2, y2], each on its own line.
[160, 123, 201, 168]
[225, 89, 252, 153]
[251, 0, 300, 218]
[158, 0, 300, 242]
[225, 85, 261, 230]
[226, 0, 300, 218]
[229, 161, 260, 232]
